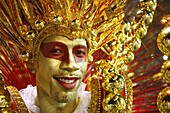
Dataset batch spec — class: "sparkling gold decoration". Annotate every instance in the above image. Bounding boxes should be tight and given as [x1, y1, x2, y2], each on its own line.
[102, 94, 126, 113]
[87, 74, 101, 113]
[161, 15, 170, 26]
[6, 86, 29, 113]
[157, 15, 170, 113]
[157, 87, 170, 113]
[0, 0, 157, 69]
[102, 73, 125, 93]
[161, 60, 170, 84]
[93, 59, 132, 113]
[157, 26, 170, 56]
[0, 0, 157, 112]
[0, 74, 17, 113]
[87, 0, 157, 112]
[0, 0, 127, 68]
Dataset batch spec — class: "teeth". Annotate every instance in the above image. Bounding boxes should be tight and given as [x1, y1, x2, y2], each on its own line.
[58, 78, 75, 83]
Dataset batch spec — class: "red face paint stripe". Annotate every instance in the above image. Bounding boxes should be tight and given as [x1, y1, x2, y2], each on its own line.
[72, 45, 87, 62]
[40, 42, 69, 63]
[40, 42, 87, 63]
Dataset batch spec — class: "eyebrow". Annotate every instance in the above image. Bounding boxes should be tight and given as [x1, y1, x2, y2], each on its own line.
[40, 42, 67, 50]
[73, 45, 88, 51]
[41, 41, 87, 48]
[41, 41, 65, 46]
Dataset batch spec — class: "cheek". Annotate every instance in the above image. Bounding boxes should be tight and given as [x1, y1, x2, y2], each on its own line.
[74, 57, 86, 63]
[78, 62, 88, 76]
[37, 53, 61, 77]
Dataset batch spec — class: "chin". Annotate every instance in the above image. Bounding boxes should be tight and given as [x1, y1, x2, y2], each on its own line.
[50, 83, 77, 104]
[55, 102, 68, 109]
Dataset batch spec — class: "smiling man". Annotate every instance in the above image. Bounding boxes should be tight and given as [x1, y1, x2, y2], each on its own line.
[19, 34, 90, 113]
[0, 0, 157, 112]
[36, 35, 88, 113]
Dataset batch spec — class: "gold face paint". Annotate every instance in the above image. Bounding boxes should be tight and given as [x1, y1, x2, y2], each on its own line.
[36, 35, 88, 108]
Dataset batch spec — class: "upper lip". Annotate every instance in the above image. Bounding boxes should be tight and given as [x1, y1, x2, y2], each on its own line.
[53, 75, 80, 79]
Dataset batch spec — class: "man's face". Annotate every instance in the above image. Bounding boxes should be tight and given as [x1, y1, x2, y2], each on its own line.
[36, 35, 88, 106]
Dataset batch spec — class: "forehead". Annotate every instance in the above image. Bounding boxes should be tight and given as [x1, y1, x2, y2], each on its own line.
[42, 35, 87, 47]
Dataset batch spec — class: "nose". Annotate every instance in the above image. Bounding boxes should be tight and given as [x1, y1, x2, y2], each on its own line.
[59, 52, 80, 72]
[60, 62, 79, 72]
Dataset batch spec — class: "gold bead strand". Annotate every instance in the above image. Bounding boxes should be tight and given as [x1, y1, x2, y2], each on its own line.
[123, 72, 133, 113]
[88, 70, 100, 113]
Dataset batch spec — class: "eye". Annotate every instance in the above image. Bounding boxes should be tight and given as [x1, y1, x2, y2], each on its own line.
[50, 48, 63, 56]
[74, 49, 86, 57]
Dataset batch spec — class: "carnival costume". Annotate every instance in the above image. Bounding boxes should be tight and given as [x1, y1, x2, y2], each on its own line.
[1, 0, 170, 113]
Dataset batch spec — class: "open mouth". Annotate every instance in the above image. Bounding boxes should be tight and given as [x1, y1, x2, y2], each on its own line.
[53, 77, 79, 89]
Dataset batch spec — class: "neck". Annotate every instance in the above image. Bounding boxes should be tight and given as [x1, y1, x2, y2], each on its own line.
[36, 87, 76, 113]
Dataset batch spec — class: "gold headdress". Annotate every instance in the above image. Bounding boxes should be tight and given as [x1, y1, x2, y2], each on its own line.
[0, 0, 127, 68]
[0, 0, 156, 67]
[0, 0, 157, 112]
